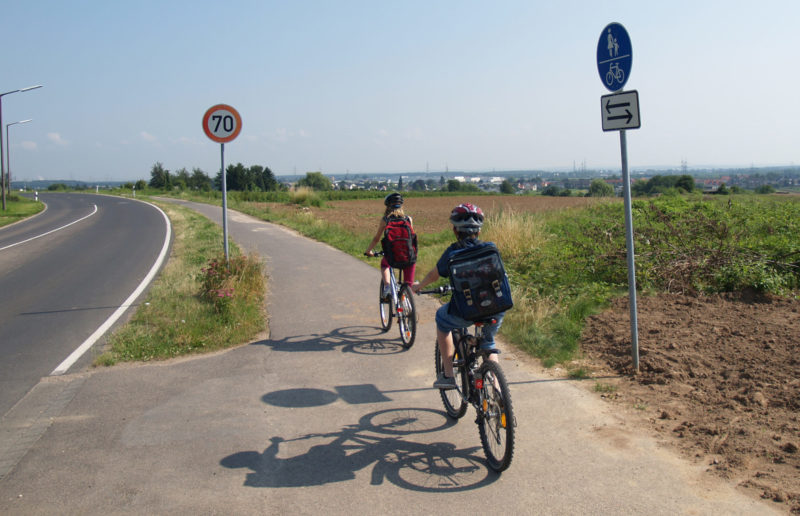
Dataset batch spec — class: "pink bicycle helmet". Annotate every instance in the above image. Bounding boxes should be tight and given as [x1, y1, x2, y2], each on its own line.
[449, 203, 484, 232]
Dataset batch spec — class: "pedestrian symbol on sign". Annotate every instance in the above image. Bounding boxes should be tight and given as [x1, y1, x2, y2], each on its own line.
[607, 28, 619, 57]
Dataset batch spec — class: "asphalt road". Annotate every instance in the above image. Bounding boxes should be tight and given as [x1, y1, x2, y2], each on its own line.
[0, 193, 170, 417]
[0, 199, 777, 515]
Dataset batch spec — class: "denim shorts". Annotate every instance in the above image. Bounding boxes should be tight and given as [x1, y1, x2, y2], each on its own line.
[435, 302, 504, 350]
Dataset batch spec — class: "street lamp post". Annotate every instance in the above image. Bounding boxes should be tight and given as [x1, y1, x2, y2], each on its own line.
[1, 84, 42, 210]
[6, 119, 33, 198]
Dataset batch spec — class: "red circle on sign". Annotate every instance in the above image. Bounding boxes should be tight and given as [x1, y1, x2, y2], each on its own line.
[202, 104, 242, 143]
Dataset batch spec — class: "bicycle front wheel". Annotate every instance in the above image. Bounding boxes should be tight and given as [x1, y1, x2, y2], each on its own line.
[397, 284, 417, 349]
[379, 281, 392, 332]
[435, 340, 468, 419]
[477, 360, 515, 472]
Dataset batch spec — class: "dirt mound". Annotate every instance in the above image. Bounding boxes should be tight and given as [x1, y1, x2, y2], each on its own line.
[581, 292, 800, 513]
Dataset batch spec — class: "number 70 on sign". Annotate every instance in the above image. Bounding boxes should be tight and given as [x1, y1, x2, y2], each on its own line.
[202, 104, 242, 143]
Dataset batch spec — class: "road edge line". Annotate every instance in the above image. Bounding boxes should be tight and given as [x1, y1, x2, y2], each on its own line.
[50, 201, 172, 376]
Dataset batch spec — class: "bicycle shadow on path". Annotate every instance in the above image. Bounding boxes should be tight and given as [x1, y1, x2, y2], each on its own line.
[220, 407, 499, 492]
[252, 325, 411, 355]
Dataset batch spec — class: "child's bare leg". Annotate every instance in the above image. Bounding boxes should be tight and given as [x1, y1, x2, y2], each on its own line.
[437, 328, 455, 377]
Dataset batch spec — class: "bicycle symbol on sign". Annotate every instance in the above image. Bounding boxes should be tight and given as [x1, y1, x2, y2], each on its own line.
[605, 62, 625, 87]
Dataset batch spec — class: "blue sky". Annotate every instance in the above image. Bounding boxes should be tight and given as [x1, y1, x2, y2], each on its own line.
[2, 1, 799, 182]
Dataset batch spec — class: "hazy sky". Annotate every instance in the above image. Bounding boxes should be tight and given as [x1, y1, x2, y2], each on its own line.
[2, 1, 799, 182]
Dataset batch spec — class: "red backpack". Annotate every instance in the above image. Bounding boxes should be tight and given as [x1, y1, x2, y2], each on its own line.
[381, 216, 418, 268]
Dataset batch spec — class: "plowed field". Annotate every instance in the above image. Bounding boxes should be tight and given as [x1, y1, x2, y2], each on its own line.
[264, 195, 603, 235]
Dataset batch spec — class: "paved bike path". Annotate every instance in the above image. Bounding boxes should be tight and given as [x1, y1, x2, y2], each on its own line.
[0, 200, 775, 514]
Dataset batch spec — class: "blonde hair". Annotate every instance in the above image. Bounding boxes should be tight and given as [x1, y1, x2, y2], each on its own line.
[385, 206, 406, 219]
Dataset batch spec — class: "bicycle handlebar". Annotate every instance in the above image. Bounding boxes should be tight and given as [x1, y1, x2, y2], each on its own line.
[418, 285, 453, 295]
[364, 251, 385, 257]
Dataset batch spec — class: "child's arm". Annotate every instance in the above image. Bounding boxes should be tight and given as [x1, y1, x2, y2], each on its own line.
[365, 219, 387, 255]
[412, 267, 440, 293]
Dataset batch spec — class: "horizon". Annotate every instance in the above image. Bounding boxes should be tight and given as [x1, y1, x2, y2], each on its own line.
[12, 163, 800, 188]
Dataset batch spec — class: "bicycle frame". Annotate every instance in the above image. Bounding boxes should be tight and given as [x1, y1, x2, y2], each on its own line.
[451, 324, 496, 407]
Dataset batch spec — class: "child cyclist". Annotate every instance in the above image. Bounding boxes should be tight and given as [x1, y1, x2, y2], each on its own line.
[365, 193, 416, 298]
[412, 203, 505, 390]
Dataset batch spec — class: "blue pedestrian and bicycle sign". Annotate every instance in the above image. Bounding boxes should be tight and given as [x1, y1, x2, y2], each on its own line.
[597, 22, 632, 92]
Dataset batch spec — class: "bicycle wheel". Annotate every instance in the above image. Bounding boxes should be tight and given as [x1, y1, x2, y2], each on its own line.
[397, 284, 417, 349]
[435, 339, 468, 419]
[477, 360, 515, 472]
[379, 281, 392, 332]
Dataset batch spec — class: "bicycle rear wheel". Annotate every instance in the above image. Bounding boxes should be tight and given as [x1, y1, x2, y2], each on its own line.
[397, 284, 417, 349]
[435, 340, 468, 418]
[379, 280, 392, 332]
[477, 360, 515, 472]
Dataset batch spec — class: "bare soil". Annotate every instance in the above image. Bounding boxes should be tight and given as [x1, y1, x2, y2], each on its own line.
[581, 292, 800, 513]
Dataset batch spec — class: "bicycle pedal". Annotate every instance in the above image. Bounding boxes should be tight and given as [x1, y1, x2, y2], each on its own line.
[452, 359, 464, 367]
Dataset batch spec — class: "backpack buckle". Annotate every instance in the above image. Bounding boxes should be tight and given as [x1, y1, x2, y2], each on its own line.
[462, 284, 473, 306]
[491, 279, 503, 297]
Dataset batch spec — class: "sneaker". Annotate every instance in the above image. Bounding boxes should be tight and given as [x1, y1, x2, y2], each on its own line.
[433, 372, 456, 390]
[382, 286, 391, 299]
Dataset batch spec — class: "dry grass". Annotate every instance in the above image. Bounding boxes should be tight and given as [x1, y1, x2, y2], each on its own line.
[483, 207, 549, 258]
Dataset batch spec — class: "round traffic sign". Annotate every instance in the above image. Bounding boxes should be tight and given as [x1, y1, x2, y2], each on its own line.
[202, 104, 242, 143]
[597, 23, 632, 92]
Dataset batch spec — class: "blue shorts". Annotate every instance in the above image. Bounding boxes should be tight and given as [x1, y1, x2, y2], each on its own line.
[435, 302, 504, 350]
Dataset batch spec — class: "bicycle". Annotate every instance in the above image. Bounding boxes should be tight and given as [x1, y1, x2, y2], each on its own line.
[419, 285, 516, 472]
[605, 62, 625, 87]
[366, 251, 416, 349]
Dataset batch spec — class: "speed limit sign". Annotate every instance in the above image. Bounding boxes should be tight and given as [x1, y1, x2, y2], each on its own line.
[202, 104, 242, 143]
[202, 103, 243, 263]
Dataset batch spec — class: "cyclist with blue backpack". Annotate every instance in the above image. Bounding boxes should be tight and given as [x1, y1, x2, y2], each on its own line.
[365, 193, 417, 298]
[412, 203, 512, 390]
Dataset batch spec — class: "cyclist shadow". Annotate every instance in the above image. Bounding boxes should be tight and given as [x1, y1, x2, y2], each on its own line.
[252, 325, 409, 355]
[220, 407, 499, 492]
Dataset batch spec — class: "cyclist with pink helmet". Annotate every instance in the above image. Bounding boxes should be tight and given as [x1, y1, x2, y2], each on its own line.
[413, 202, 505, 389]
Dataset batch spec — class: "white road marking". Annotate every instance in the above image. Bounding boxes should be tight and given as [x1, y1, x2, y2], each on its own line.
[50, 201, 172, 376]
[0, 204, 98, 251]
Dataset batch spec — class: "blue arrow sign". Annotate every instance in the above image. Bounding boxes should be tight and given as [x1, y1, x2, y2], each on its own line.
[597, 23, 632, 92]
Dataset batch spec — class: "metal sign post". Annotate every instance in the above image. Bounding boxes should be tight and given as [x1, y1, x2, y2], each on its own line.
[597, 23, 640, 372]
[202, 104, 242, 263]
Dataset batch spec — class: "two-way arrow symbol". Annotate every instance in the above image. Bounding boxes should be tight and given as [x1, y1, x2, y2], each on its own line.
[605, 98, 633, 124]
[600, 90, 640, 132]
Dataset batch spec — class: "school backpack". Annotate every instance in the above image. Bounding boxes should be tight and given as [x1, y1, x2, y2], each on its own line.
[381, 216, 418, 268]
[447, 241, 513, 321]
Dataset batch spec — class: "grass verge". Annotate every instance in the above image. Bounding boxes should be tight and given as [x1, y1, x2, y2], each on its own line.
[93, 201, 266, 365]
[0, 193, 44, 228]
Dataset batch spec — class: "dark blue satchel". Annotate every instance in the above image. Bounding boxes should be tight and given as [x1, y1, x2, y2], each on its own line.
[447, 242, 513, 321]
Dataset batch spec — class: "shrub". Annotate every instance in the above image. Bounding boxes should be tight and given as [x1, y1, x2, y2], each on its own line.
[199, 254, 264, 321]
[290, 187, 324, 207]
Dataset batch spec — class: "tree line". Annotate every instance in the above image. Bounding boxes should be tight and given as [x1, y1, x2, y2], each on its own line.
[147, 162, 283, 192]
